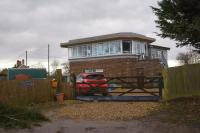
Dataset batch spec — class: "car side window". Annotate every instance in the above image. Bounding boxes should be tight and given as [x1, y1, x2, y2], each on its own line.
[86, 74, 104, 80]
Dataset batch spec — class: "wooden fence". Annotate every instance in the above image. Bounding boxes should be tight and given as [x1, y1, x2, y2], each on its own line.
[0, 79, 75, 105]
[162, 63, 200, 100]
[0, 79, 55, 105]
[61, 83, 75, 100]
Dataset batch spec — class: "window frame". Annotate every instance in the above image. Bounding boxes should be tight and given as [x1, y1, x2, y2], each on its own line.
[68, 40, 149, 59]
[122, 40, 132, 54]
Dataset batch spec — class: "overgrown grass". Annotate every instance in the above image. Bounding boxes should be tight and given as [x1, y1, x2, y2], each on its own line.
[0, 103, 48, 129]
[149, 97, 200, 125]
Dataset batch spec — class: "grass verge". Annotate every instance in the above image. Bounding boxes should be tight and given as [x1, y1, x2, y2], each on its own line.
[0, 103, 48, 129]
[149, 97, 200, 125]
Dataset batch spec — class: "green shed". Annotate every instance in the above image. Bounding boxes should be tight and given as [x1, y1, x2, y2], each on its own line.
[7, 68, 47, 80]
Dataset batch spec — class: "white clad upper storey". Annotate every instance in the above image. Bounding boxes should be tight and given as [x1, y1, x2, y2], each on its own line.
[67, 40, 148, 59]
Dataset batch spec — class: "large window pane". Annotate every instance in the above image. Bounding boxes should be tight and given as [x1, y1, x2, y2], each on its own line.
[135, 41, 145, 55]
[162, 51, 167, 60]
[157, 51, 161, 58]
[76, 45, 87, 57]
[151, 49, 157, 58]
[145, 43, 148, 56]
[70, 40, 123, 58]
[109, 41, 115, 54]
[77, 46, 82, 57]
[97, 43, 103, 56]
[72, 47, 77, 57]
[132, 41, 137, 54]
[68, 48, 72, 58]
[109, 41, 121, 54]
[92, 44, 97, 56]
[115, 41, 121, 54]
[140, 42, 145, 54]
[82, 45, 87, 57]
[103, 42, 109, 55]
[136, 43, 140, 54]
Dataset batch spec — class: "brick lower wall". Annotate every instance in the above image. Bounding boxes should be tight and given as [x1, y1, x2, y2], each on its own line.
[69, 58, 164, 77]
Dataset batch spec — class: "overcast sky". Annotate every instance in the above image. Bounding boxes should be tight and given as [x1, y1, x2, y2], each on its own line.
[0, 0, 187, 69]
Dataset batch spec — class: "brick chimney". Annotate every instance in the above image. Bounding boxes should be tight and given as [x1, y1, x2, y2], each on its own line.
[22, 59, 25, 65]
[16, 60, 21, 67]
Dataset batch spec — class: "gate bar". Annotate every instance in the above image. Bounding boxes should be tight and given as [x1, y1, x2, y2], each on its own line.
[76, 96, 161, 101]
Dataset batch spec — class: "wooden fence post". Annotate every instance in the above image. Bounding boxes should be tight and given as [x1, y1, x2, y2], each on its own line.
[55, 69, 62, 93]
[70, 73, 76, 100]
[136, 68, 144, 89]
[159, 76, 163, 99]
[137, 76, 144, 89]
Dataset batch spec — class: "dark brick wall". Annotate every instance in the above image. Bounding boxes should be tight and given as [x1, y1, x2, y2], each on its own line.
[69, 58, 164, 77]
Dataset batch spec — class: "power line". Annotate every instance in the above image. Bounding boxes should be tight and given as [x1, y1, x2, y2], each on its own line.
[26, 50, 28, 66]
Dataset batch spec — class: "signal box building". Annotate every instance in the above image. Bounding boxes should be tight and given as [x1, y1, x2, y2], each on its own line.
[61, 32, 170, 77]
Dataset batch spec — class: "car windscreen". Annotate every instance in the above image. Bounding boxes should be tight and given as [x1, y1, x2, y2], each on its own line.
[86, 74, 105, 80]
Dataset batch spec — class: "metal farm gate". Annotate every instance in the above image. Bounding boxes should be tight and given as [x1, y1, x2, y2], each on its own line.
[76, 76, 163, 101]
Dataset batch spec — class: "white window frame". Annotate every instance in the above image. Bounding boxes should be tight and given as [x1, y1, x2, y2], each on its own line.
[69, 40, 148, 59]
[87, 45, 92, 57]
[92, 43, 97, 56]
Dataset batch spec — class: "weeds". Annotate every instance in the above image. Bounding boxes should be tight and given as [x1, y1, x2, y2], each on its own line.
[0, 103, 48, 129]
[149, 97, 200, 125]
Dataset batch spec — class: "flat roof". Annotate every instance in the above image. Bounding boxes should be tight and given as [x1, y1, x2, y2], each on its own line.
[61, 32, 156, 48]
[149, 44, 170, 50]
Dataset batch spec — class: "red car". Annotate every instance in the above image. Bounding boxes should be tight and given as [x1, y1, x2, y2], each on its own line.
[76, 73, 109, 96]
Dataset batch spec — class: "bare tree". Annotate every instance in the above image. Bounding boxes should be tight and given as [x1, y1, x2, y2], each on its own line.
[51, 59, 60, 73]
[31, 62, 45, 68]
[61, 62, 70, 75]
[176, 52, 192, 65]
[0, 68, 8, 75]
[189, 50, 200, 64]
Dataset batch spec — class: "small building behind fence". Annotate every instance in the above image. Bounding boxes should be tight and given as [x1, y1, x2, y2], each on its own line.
[7, 68, 47, 80]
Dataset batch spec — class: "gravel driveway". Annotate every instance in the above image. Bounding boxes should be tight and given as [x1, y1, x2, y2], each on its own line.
[45, 101, 160, 121]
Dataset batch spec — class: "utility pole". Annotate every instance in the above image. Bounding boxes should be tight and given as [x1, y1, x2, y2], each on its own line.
[48, 44, 50, 76]
[26, 50, 27, 66]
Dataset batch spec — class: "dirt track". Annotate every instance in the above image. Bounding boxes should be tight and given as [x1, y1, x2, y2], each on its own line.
[1, 119, 200, 133]
[1, 101, 200, 133]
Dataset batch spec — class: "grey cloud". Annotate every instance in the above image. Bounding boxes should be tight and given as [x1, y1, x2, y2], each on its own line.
[0, 0, 185, 68]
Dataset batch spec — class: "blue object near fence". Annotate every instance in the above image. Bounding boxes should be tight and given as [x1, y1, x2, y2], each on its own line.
[21, 80, 34, 88]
